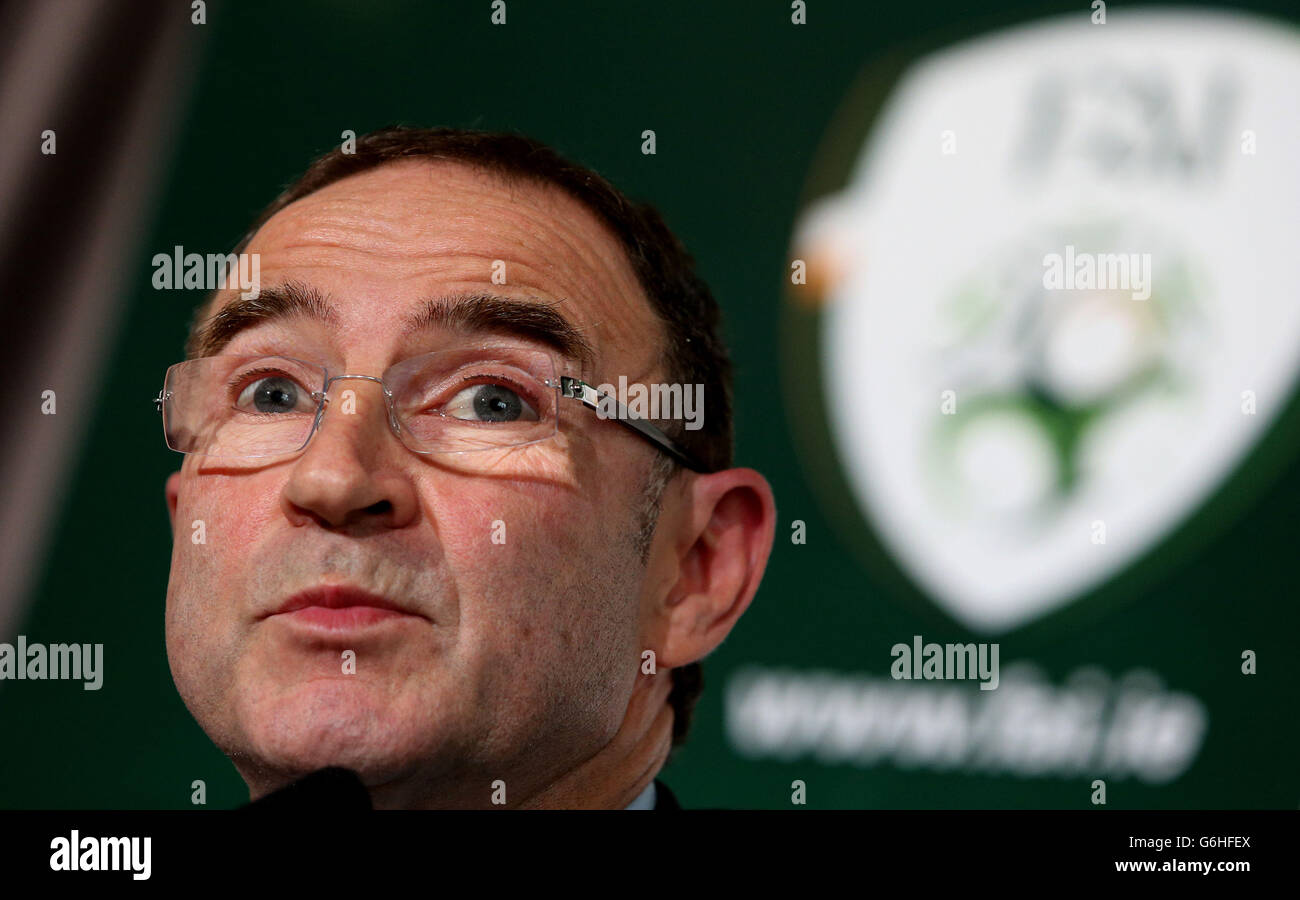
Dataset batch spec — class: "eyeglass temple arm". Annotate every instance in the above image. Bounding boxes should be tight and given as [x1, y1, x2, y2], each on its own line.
[557, 376, 709, 473]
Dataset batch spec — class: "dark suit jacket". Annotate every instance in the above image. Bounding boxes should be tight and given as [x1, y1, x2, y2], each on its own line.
[653, 779, 681, 810]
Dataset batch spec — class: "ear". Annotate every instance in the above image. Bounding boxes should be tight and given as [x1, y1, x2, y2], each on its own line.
[654, 467, 776, 669]
[165, 470, 181, 530]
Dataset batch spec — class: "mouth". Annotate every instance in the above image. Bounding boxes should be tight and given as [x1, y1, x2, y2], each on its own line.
[264, 584, 429, 633]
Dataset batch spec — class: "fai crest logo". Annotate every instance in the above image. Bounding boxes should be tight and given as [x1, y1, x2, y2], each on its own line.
[786, 10, 1300, 633]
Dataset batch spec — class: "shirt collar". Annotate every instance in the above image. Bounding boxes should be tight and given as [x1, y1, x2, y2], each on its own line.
[623, 781, 657, 810]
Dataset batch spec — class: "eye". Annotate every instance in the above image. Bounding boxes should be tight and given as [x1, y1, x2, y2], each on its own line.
[444, 382, 539, 422]
[235, 373, 314, 414]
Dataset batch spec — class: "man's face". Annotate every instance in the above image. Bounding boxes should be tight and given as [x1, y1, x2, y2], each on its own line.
[164, 161, 672, 806]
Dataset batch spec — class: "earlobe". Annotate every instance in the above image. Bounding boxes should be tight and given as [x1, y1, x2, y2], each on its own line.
[657, 467, 777, 669]
[165, 470, 181, 529]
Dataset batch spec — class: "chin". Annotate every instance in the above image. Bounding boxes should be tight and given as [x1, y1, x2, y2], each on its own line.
[233, 679, 446, 788]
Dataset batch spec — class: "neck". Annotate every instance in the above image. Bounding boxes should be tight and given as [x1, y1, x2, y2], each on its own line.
[519, 667, 675, 809]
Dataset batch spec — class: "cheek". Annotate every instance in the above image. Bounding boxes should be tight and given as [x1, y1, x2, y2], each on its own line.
[420, 446, 585, 587]
[165, 473, 281, 691]
[169, 472, 281, 596]
[425, 472, 642, 690]
[426, 479, 565, 626]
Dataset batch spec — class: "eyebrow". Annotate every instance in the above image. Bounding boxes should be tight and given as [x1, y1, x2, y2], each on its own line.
[402, 293, 595, 368]
[188, 282, 338, 359]
[189, 282, 596, 367]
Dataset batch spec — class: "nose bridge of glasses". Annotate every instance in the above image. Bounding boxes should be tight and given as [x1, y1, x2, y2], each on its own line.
[318, 373, 400, 434]
[323, 372, 388, 393]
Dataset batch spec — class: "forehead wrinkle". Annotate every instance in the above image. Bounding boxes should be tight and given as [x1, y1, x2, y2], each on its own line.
[500, 190, 628, 290]
[488, 200, 657, 371]
[257, 160, 632, 300]
[392, 164, 637, 314]
[238, 162, 663, 374]
[265, 166, 549, 255]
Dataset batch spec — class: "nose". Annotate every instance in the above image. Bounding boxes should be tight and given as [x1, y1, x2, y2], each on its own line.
[280, 376, 419, 531]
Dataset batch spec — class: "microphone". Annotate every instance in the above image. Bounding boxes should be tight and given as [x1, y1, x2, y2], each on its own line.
[241, 766, 372, 810]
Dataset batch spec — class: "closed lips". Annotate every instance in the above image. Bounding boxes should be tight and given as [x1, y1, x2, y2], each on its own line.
[266, 585, 428, 623]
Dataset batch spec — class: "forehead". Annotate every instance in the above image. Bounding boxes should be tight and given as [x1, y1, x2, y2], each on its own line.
[210, 159, 660, 370]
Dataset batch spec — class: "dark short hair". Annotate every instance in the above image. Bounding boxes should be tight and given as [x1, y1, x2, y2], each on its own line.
[189, 125, 733, 750]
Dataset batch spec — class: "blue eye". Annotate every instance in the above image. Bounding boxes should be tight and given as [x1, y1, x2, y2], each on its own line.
[236, 375, 312, 414]
[445, 383, 539, 422]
